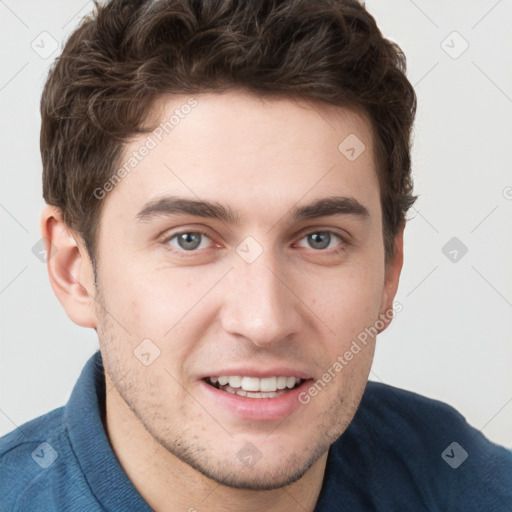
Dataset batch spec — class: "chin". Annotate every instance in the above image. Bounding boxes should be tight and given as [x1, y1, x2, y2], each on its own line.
[156, 430, 330, 491]
[193, 455, 317, 491]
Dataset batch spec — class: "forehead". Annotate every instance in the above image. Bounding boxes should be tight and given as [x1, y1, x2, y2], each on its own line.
[102, 90, 380, 224]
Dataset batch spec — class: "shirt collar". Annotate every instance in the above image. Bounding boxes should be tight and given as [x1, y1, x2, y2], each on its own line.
[63, 350, 152, 511]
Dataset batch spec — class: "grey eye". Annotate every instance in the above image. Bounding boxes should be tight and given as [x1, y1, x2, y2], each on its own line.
[307, 232, 332, 250]
[173, 232, 205, 251]
[178, 233, 201, 250]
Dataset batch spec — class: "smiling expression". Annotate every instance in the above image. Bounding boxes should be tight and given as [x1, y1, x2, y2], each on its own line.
[89, 89, 401, 489]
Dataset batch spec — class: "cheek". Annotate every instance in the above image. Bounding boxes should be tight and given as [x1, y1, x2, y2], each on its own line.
[102, 256, 182, 322]
[101, 266, 216, 369]
[312, 263, 384, 337]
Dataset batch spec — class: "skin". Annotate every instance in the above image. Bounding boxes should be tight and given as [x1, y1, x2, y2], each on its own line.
[41, 90, 403, 512]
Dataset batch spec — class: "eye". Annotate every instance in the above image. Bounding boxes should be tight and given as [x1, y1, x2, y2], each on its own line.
[162, 229, 346, 255]
[166, 231, 212, 252]
[296, 231, 344, 251]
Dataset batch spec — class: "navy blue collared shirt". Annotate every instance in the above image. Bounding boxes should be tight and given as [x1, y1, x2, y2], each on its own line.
[1, 351, 511, 511]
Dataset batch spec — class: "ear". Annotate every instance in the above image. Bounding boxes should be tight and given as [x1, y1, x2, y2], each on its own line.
[40, 205, 97, 328]
[377, 225, 404, 333]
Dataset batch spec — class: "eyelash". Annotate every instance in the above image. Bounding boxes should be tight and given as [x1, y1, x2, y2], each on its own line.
[162, 229, 348, 257]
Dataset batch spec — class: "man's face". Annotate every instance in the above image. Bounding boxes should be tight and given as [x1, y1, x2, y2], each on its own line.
[91, 90, 399, 489]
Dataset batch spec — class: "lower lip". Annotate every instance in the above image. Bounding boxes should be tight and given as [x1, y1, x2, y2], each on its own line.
[199, 379, 312, 421]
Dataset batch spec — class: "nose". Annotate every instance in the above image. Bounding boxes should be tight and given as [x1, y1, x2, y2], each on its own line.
[219, 248, 302, 347]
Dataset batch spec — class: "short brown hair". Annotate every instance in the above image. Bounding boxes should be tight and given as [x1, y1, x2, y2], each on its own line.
[41, 0, 416, 269]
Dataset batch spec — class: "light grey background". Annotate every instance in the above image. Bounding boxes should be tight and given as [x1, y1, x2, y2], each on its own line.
[1, 0, 511, 447]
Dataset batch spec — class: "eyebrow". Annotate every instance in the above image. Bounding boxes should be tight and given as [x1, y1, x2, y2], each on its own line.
[135, 195, 369, 224]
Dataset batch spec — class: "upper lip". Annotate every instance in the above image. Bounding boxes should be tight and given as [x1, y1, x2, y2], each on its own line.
[199, 367, 313, 380]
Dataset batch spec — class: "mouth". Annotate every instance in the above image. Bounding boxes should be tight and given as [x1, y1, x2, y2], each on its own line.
[203, 375, 305, 399]
[200, 374, 313, 421]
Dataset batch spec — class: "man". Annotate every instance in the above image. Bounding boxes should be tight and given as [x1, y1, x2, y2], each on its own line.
[1, 0, 511, 510]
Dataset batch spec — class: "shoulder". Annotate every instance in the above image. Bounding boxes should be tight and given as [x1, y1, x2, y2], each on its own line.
[0, 407, 98, 511]
[0, 405, 65, 469]
[360, 380, 475, 427]
[0, 408, 66, 509]
[332, 381, 512, 510]
[360, 381, 510, 455]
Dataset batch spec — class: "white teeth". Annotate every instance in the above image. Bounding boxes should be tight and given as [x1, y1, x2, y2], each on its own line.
[222, 385, 287, 399]
[241, 376, 260, 392]
[246, 391, 275, 398]
[286, 377, 296, 389]
[228, 376, 242, 388]
[260, 377, 277, 392]
[276, 376, 288, 390]
[208, 375, 303, 393]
